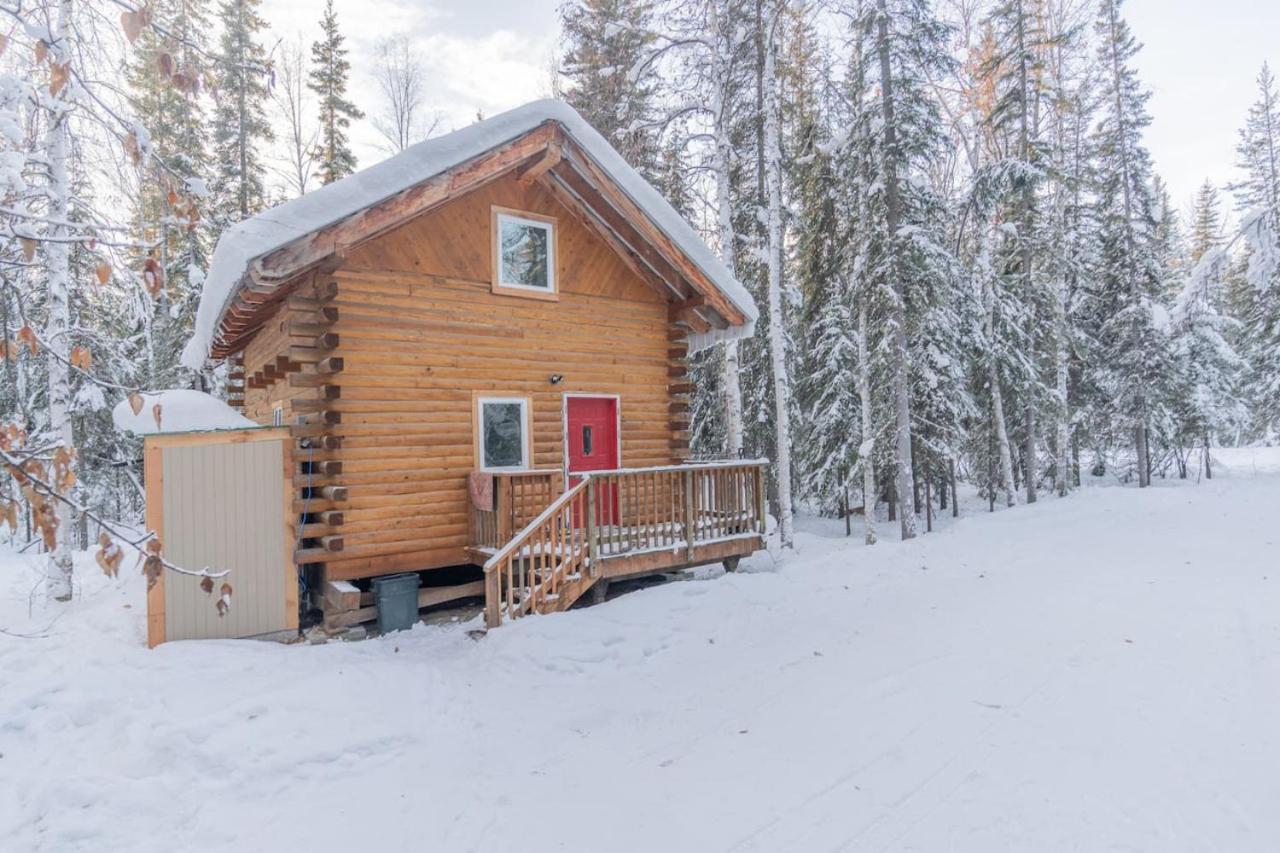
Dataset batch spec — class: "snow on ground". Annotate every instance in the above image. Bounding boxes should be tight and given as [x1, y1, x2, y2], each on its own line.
[3, 459, 1280, 852]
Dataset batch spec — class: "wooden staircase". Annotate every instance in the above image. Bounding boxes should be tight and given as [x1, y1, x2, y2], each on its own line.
[483, 478, 599, 625]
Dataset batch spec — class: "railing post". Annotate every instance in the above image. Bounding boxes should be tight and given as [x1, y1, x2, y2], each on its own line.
[483, 567, 501, 628]
[684, 468, 695, 561]
[755, 465, 767, 535]
[497, 476, 512, 544]
[585, 477, 600, 578]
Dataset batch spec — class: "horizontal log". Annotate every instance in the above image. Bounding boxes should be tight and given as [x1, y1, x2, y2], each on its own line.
[274, 356, 303, 373]
[287, 321, 337, 337]
[289, 373, 338, 388]
[319, 535, 345, 552]
[315, 357, 345, 374]
[297, 434, 342, 450]
[294, 410, 341, 426]
[301, 460, 343, 476]
[288, 347, 331, 364]
[316, 485, 349, 501]
[318, 510, 345, 526]
[287, 280, 338, 306]
[290, 423, 342, 439]
[320, 579, 360, 612]
[298, 523, 340, 538]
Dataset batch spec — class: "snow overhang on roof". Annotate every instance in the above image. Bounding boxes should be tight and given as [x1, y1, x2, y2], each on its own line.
[181, 99, 757, 369]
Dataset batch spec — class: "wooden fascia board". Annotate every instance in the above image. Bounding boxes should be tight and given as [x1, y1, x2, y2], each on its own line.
[557, 138, 748, 327]
[540, 169, 683, 301]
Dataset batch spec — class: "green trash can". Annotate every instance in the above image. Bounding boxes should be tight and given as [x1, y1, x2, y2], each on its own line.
[372, 573, 421, 634]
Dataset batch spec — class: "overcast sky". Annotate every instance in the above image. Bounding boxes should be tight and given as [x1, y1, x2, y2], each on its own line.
[261, 0, 1277, 220]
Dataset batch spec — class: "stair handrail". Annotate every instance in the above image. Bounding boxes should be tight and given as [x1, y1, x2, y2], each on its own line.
[482, 476, 591, 572]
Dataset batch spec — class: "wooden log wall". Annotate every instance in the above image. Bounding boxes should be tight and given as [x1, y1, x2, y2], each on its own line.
[236, 275, 346, 570]
[298, 171, 687, 581]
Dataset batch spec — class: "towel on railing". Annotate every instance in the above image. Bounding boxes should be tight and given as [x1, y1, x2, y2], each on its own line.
[469, 470, 495, 512]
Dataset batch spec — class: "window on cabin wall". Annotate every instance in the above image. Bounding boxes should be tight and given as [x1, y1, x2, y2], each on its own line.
[477, 397, 530, 471]
[493, 208, 556, 297]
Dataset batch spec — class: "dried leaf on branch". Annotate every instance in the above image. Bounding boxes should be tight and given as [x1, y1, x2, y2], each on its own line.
[143, 256, 165, 296]
[95, 261, 112, 285]
[151, 403, 162, 430]
[128, 392, 144, 416]
[20, 238, 36, 262]
[70, 346, 92, 370]
[217, 583, 233, 617]
[50, 62, 69, 96]
[15, 325, 37, 355]
[96, 533, 123, 578]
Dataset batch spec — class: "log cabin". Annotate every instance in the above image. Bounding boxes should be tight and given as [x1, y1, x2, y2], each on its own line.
[182, 100, 767, 630]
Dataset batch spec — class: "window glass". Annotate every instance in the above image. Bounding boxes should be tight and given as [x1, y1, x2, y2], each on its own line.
[582, 425, 593, 456]
[498, 215, 552, 291]
[481, 400, 526, 469]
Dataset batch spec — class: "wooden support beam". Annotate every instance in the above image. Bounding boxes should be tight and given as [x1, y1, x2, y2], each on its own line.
[315, 485, 348, 501]
[317, 510, 345, 526]
[517, 140, 562, 185]
[318, 535, 344, 552]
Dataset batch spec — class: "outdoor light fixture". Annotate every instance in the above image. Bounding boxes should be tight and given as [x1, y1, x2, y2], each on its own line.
[549, 374, 564, 385]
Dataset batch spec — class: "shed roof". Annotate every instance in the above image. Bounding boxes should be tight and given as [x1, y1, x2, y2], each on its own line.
[182, 99, 757, 369]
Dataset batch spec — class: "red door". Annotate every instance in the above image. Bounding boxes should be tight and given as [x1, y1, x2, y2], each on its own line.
[566, 396, 619, 525]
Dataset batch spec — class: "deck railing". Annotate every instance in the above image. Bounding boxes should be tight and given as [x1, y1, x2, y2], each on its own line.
[481, 460, 767, 627]
[470, 469, 562, 551]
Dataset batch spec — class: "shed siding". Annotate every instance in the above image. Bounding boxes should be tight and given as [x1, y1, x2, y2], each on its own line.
[161, 439, 289, 640]
[321, 171, 677, 579]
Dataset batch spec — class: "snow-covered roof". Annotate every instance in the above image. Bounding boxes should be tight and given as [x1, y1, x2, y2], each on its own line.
[182, 99, 757, 369]
[111, 389, 256, 436]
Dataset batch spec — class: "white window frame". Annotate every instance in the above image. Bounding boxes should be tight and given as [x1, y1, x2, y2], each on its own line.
[272, 406, 284, 427]
[493, 210, 557, 296]
[476, 396, 531, 472]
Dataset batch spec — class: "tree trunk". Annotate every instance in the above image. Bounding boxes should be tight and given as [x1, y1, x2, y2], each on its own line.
[1203, 433, 1213, 479]
[762, 12, 794, 547]
[44, 0, 76, 603]
[711, 5, 744, 458]
[1053, 278, 1070, 497]
[857, 302, 877, 545]
[990, 364, 1017, 507]
[876, 0, 917, 540]
[1135, 423, 1150, 487]
[1017, 0, 1038, 506]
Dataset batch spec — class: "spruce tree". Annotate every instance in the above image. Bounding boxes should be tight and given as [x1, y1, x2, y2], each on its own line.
[213, 0, 273, 220]
[126, 0, 213, 390]
[1230, 64, 1280, 439]
[1088, 0, 1175, 487]
[560, 0, 660, 177]
[310, 0, 364, 184]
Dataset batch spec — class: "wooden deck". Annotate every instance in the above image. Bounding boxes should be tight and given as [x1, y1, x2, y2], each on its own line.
[471, 461, 768, 627]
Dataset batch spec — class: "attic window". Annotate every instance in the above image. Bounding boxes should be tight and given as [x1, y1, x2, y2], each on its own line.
[493, 208, 556, 299]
